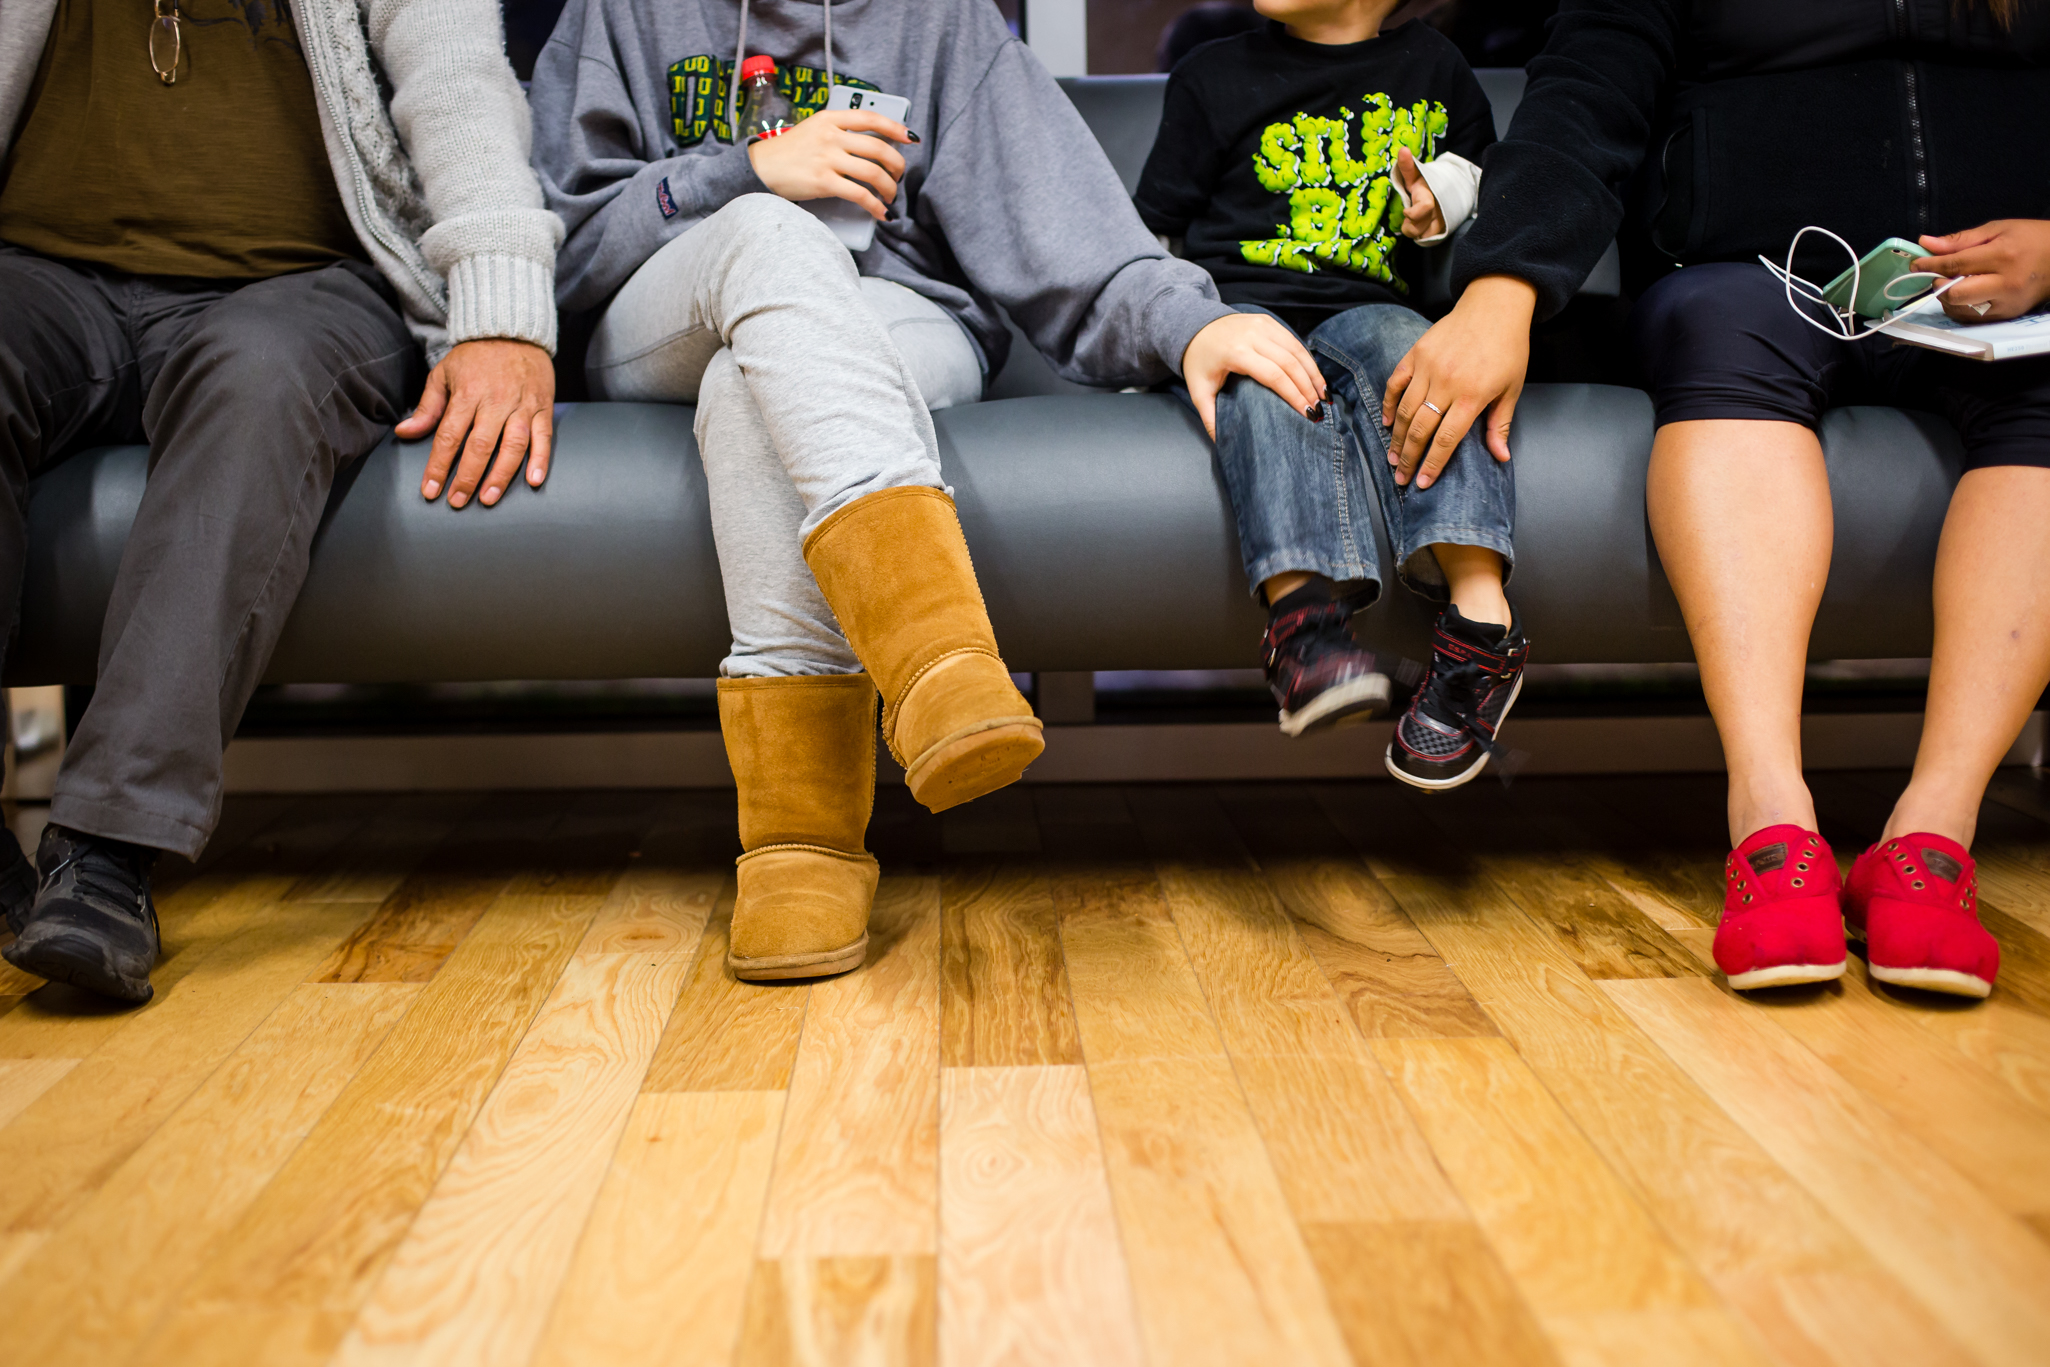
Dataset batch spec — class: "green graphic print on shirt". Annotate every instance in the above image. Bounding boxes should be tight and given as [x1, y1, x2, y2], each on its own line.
[1242, 93, 1447, 292]
[668, 55, 879, 147]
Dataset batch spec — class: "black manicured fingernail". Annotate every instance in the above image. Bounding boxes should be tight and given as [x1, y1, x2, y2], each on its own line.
[906, 129, 921, 143]
[1306, 402, 1325, 423]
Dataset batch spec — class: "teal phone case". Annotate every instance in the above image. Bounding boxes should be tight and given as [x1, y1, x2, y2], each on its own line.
[1820, 237, 1931, 319]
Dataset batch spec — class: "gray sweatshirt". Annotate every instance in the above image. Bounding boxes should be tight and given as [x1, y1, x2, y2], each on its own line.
[529, 0, 1232, 387]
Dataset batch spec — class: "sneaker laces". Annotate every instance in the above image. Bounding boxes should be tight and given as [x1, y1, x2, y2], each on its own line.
[1416, 655, 1504, 759]
[46, 838, 156, 928]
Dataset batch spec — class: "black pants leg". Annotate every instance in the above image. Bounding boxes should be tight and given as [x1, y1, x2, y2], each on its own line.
[0, 249, 157, 678]
[48, 260, 421, 859]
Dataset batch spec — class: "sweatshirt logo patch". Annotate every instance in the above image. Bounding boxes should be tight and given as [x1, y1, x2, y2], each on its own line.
[656, 176, 679, 219]
[1239, 93, 1448, 292]
[667, 55, 877, 147]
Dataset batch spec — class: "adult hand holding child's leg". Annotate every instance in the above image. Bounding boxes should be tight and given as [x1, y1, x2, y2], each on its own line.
[1183, 312, 1328, 439]
[1383, 274, 1535, 486]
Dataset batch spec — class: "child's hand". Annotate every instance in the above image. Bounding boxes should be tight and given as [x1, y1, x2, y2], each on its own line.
[1395, 148, 1445, 242]
[1183, 313, 1328, 441]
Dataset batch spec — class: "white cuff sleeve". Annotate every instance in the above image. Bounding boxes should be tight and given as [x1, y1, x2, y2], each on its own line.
[1392, 152, 1483, 247]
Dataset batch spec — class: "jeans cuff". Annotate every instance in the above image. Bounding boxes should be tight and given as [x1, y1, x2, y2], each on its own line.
[1241, 550, 1383, 607]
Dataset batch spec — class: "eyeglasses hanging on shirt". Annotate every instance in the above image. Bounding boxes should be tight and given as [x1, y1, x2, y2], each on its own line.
[149, 0, 183, 85]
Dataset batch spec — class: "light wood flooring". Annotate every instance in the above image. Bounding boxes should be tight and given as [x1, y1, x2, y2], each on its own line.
[3, 769, 2050, 1367]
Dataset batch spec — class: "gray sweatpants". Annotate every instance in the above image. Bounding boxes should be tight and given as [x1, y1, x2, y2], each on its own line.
[587, 194, 984, 679]
[0, 247, 421, 858]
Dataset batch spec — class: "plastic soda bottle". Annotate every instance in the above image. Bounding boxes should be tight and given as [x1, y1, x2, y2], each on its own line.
[738, 56, 796, 140]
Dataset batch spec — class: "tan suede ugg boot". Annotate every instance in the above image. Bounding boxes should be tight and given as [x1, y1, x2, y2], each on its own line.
[802, 486, 1044, 814]
[719, 673, 881, 981]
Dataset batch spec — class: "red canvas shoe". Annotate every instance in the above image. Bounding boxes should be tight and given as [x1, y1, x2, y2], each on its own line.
[1715, 824, 1848, 990]
[1843, 833, 1999, 999]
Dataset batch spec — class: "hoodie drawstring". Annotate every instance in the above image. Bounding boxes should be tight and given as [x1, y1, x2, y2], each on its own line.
[728, 0, 836, 143]
[727, 0, 749, 142]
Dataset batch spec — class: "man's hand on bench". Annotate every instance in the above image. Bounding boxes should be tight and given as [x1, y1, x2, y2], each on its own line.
[1383, 275, 1535, 489]
[402, 339, 557, 509]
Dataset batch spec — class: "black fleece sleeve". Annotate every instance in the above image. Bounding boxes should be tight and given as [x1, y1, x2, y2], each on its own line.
[1442, 58, 1497, 163]
[1133, 67, 1225, 239]
[1450, 0, 1682, 319]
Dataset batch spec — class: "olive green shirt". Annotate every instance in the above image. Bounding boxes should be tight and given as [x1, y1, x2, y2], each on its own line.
[0, 0, 363, 277]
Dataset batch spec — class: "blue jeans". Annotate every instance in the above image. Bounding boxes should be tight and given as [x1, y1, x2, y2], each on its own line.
[1212, 303, 1515, 605]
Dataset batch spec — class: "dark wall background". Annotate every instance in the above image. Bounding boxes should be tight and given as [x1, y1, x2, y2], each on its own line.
[498, 0, 1552, 81]
[502, 0, 1020, 79]
[1090, 0, 1555, 74]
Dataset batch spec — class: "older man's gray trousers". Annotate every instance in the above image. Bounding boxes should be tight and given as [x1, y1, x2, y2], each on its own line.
[0, 247, 421, 859]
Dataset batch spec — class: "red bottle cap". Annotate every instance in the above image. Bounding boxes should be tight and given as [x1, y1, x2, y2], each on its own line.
[740, 55, 777, 80]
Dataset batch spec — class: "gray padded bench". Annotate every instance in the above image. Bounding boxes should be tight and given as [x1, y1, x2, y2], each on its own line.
[3, 73, 1961, 686]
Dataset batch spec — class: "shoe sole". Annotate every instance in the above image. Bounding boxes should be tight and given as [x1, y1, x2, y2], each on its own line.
[729, 933, 869, 982]
[1725, 960, 1847, 991]
[1278, 673, 1391, 737]
[1383, 672, 1524, 791]
[1844, 923, 1995, 998]
[1866, 964, 1994, 999]
[907, 721, 1046, 814]
[1, 935, 154, 1004]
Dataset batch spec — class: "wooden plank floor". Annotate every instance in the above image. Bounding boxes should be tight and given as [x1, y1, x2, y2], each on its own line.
[4, 772, 2050, 1367]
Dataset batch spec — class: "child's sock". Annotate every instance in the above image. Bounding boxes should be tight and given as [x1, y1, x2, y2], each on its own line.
[1268, 574, 1341, 617]
[1439, 602, 1517, 646]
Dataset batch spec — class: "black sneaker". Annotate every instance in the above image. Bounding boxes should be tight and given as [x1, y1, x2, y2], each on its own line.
[1263, 594, 1391, 737]
[2, 825, 160, 1004]
[1386, 607, 1529, 790]
[0, 828, 36, 936]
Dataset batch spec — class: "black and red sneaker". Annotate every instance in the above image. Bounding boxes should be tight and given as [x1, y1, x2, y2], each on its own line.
[1386, 607, 1528, 789]
[1262, 597, 1390, 737]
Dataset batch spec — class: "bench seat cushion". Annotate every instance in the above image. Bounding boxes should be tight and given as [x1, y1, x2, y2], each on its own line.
[3, 388, 1960, 684]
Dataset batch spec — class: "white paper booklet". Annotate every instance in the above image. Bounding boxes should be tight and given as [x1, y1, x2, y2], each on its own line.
[1874, 308, 2050, 361]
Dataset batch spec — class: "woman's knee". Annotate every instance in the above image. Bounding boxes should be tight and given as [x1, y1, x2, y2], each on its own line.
[1630, 263, 1807, 359]
[1631, 264, 1834, 426]
[703, 193, 855, 275]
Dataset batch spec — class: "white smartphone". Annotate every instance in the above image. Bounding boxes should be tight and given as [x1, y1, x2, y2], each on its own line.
[801, 84, 912, 253]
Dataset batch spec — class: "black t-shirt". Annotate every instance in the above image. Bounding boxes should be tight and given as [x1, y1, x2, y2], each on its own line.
[1134, 20, 1494, 330]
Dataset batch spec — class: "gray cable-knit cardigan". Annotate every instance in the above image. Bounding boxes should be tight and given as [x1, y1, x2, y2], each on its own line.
[0, 0, 561, 359]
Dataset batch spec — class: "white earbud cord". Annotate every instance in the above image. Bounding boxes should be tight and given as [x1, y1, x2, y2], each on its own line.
[1757, 226, 1962, 341]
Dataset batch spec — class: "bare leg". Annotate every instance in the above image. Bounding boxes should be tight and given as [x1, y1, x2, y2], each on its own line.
[1647, 419, 1834, 845]
[1886, 466, 2050, 848]
[1430, 543, 1511, 627]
